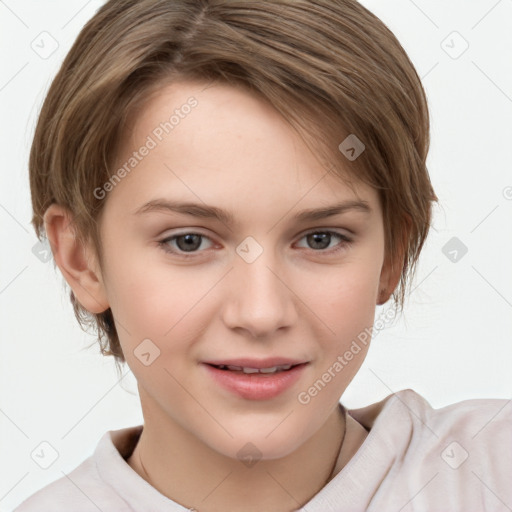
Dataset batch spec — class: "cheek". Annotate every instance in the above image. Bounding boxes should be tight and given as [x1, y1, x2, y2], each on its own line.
[105, 253, 216, 361]
[306, 258, 380, 326]
[303, 257, 381, 382]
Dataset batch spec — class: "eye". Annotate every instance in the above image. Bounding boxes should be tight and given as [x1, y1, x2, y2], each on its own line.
[158, 229, 352, 259]
[158, 232, 214, 257]
[295, 230, 352, 254]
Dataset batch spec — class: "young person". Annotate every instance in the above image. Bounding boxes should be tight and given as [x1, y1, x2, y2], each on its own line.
[15, 0, 511, 510]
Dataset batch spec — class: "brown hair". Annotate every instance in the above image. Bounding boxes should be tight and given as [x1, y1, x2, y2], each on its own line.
[29, 0, 438, 374]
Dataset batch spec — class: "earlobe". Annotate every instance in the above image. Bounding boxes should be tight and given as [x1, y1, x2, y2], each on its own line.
[43, 204, 109, 314]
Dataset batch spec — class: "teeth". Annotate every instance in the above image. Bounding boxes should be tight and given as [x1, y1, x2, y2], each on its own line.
[243, 367, 260, 374]
[259, 366, 278, 373]
[217, 364, 294, 373]
[260, 364, 293, 373]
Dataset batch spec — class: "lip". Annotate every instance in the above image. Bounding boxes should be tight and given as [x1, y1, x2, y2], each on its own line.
[203, 357, 309, 369]
[202, 362, 309, 401]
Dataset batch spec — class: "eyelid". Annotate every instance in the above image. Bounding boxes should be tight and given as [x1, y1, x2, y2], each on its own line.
[298, 227, 352, 239]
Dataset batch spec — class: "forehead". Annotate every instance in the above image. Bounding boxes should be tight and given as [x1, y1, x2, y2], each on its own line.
[108, 80, 380, 219]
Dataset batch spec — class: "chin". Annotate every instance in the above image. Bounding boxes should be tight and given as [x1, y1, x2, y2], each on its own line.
[204, 426, 307, 463]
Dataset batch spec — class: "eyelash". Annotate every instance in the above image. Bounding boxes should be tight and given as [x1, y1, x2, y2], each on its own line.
[157, 229, 352, 259]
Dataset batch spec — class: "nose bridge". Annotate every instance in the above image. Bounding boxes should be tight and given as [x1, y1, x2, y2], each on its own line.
[222, 235, 296, 336]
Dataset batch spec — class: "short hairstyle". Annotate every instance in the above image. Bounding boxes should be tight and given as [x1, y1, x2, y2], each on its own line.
[29, 0, 438, 371]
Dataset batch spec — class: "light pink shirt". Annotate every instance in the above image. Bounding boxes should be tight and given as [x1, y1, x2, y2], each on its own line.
[13, 389, 512, 511]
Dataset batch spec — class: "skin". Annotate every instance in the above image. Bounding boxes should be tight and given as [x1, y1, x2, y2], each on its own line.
[44, 80, 402, 512]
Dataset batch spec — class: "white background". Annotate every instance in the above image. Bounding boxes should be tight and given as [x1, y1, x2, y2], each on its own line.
[1, 1, 511, 509]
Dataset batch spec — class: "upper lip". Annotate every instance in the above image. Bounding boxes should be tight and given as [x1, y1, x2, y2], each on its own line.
[203, 358, 309, 369]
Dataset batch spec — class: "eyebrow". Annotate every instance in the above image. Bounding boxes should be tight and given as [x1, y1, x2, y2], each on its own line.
[133, 198, 372, 224]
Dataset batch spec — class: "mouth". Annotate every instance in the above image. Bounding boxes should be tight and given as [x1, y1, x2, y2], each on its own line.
[205, 362, 306, 374]
[202, 360, 310, 400]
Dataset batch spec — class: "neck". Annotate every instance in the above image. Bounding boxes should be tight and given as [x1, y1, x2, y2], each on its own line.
[127, 402, 349, 512]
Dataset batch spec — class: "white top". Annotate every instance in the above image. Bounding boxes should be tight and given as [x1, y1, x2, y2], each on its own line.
[13, 389, 512, 511]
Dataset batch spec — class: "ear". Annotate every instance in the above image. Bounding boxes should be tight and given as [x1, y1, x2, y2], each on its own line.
[377, 217, 410, 305]
[43, 204, 109, 314]
[377, 253, 402, 305]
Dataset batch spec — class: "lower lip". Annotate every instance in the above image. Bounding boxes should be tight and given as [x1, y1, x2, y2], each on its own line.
[202, 363, 309, 400]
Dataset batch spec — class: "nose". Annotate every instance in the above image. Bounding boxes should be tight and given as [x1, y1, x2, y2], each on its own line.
[221, 244, 298, 338]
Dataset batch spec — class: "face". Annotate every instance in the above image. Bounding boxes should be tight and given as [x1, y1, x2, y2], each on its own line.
[92, 80, 393, 460]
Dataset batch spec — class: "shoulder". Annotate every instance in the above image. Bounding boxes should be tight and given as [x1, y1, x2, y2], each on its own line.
[346, 389, 512, 509]
[376, 388, 512, 460]
[393, 388, 512, 443]
[349, 387, 512, 440]
[13, 437, 133, 512]
[377, 389, 512, 507]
